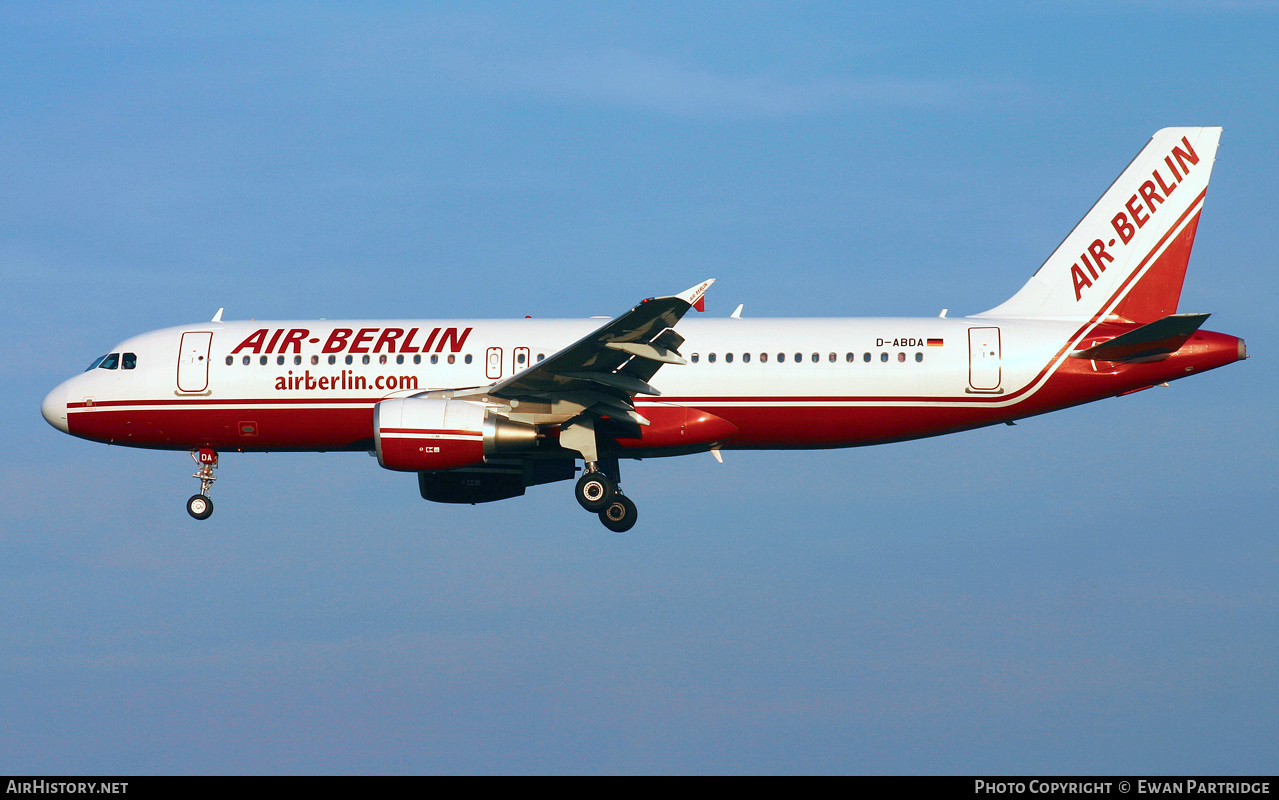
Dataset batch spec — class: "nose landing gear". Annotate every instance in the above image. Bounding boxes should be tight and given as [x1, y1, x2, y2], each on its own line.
[187, 448, 218, 520]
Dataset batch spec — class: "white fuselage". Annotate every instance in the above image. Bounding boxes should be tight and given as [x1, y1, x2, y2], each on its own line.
[43, 314, 1239, 454]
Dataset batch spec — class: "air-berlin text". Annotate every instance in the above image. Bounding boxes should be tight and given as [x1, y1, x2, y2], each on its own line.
[231, 327, 473, 355]
[1071, 135, 1200, 302]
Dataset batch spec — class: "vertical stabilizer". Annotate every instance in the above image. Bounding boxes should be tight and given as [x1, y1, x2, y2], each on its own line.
[978, 127, 1221, 323]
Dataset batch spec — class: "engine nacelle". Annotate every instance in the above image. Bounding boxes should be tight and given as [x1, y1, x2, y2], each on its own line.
[375, 397, 538, 472]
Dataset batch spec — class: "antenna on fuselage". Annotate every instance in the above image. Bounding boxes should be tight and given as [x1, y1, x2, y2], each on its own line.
[212, 308, 224, 323]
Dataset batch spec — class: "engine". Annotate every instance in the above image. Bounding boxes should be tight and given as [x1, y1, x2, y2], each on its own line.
[374, 397, 539, 472]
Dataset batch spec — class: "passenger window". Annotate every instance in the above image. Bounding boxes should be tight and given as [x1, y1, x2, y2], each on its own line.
[742, 352, 750, 363]
[448, 354, 456, 364]
[863, 353, 871, 362]
[395, 355, 403, 365]
[225, 356, 233, 366]
[880, 352, 888, 362]
[242, 356, 251, 366]
[846, 352, 854, 362]
[708, 353, 717, 363]
[828, 353, 835, 363]
[725, 353, 733, 363]
[795, 353, 802, 363]
[345, 355, 353, 365]
[691, 354, 699, 364]
[915, 352, 924, 362]
[311, 355, 319, 365]
[294, 355, 302, 365]
[537, 354, 545, 362]
[99, 353, 120, 370]
[431, 354, 439, 365]
[258, 356, 266, 365]
[362, 355, 370, 365]
[760, 353, 768, 363]
[277, 356, 285, 365]
[328, 355, 336, 365]
[379, 355, 387, 365]
[413, 355, 421, 365]
[811, 353, 819, 363]
[464, 354, 472, 364]
[897, 352, 906, 362]
[517, 353, 526, 364]
[778, 353, 785, 363]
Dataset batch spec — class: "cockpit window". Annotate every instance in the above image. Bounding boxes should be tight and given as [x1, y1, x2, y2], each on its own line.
[86, 355, 107, 371]
[122, 353, 137, 370]
[98, 353, 120, 370]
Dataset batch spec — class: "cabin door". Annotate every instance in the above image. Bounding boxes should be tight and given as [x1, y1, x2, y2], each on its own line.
[968, 327, 1002, 392]
[177, 331, 213, 393]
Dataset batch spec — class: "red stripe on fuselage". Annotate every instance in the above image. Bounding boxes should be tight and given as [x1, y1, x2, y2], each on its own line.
[67, 406, 376, 451]
[67, 396, 381, 410]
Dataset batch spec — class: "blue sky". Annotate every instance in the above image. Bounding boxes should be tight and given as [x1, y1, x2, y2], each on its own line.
[2, 2, 1276, 774]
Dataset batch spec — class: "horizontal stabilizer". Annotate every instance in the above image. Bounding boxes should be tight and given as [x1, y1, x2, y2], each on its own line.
[1070, 313, 1210, 363]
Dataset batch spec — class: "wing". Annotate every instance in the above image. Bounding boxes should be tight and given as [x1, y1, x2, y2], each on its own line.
[472, 279, 714, 431]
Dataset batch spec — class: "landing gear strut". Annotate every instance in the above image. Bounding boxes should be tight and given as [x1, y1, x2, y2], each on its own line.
[187, 448, 218, 520]
[561, 418, 640, 532]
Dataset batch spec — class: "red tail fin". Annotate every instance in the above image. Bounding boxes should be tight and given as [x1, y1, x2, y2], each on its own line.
[977, 128, 1221, 323]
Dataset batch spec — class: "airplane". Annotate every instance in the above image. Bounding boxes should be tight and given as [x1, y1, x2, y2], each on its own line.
[40, 127, 1245, 532]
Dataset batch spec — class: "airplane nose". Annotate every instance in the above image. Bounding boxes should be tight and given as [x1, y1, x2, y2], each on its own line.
[41, 385, 69, 433]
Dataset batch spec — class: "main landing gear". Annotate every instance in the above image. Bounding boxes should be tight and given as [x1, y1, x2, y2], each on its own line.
[187, 448, 218, 520]
[574, 461, 638, 533]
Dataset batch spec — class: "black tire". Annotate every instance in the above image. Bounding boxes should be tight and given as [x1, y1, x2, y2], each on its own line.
[187, 494, 214, 520]
[575, 471, 616, 512]
[598, 494, 638, 533]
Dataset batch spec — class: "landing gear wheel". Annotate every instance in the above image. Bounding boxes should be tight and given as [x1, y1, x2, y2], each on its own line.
[598, 494, 638, 533]
[187, 494, 214, 521]
[575, 471, 616, 512]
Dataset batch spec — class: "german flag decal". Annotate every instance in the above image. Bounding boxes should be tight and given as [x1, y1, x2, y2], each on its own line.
[927, 338, 944, 347]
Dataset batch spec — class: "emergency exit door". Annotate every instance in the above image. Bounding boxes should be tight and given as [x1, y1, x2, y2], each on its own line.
[512, 346, 530, 375]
